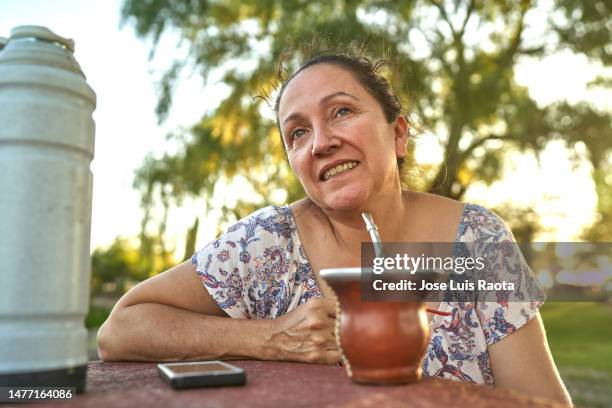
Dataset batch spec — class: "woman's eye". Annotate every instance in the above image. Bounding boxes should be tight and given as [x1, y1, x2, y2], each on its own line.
[291, 128, 306, 139]
[335, 107, 352, 117]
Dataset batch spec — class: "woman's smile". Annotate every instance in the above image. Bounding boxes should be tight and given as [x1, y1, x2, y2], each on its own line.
[320, 161, 360, 181]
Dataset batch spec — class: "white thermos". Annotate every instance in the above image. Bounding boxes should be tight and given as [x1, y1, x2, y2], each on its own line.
[0, 26, 96, 392]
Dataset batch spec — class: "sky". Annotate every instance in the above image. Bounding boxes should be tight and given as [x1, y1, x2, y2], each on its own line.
[1, 0, 609, 258]
[1, 0, 214, 255]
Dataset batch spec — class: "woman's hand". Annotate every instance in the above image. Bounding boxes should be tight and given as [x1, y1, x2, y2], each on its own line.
[265, 298, 341, 364]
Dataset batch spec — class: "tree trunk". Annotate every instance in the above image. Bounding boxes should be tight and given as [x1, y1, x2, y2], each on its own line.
[183, 217, 199, 261]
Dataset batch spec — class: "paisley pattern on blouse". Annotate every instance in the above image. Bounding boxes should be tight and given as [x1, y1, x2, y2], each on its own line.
[192, 203, 543, 386]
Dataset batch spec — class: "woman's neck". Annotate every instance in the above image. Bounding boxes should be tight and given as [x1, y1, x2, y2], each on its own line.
[320, 189, 410, 257]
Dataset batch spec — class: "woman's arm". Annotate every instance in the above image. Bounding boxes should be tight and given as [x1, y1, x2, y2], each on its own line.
[97, 261, 339, 363]
[489, 312, 572, 406]
[97, 261, 264, 361]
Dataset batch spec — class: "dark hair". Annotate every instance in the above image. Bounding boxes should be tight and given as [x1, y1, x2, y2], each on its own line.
[274, 53, 407, 171]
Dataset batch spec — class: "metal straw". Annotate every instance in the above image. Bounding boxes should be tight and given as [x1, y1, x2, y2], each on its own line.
[361, 212, 385, 259]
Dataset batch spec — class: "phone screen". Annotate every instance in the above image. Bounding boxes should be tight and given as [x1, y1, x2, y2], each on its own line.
[165, 363, 235, 374]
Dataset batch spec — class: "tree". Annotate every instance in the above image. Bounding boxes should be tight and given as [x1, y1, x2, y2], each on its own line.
[121, 0, 612, 247]
[91, 238, 144, 296]
[91, 237, 174, 295]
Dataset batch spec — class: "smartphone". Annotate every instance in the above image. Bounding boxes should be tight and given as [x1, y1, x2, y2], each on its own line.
[157, 361, 246, 389]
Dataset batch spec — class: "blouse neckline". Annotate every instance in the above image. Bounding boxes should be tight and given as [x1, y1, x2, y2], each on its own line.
[281, 202, 471, 283]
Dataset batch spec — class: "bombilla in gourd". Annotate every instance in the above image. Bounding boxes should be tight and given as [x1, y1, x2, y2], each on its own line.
[361, 212, 384, 259]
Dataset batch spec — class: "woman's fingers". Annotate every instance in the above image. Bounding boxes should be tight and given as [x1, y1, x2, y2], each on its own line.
[322, 349, 342, 365]
[270, 297, 341, 363]
[323, 298, 337, 318]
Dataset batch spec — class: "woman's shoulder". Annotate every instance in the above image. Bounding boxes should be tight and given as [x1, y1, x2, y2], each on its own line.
[404, 192, 512, 242]
[457, 203, 514, 243]
[406, 191, 464, 215]
[194, 205, 297, 257]
[403, 191, 465, 240]
[224, 204, 295, 238]
[196, 206, 298, 262]
[192, 204, 300, 273]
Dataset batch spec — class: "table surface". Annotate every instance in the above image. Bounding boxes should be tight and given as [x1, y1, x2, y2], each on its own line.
[22, 361, 562, 408]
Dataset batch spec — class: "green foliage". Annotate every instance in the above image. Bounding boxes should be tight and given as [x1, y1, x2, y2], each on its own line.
[584, 162, 612, 241]
[91, 237, 173, 295]
[121, 0, 611, 244]
[553, 0, 611, 65]
[85, 305, 111, 329]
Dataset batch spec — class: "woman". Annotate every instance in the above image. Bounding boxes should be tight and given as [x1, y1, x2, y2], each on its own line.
[98, 54, 571, 405]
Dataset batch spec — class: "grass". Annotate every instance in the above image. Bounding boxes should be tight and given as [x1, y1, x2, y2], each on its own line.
[540, 302, 612, 408]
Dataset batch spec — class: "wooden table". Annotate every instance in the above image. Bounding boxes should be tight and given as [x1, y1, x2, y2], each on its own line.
[18, 361, 563, 407]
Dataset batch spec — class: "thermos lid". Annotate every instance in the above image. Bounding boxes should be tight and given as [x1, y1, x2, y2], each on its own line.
[0, 25, 90, 81]
[10, 25, 75, 53]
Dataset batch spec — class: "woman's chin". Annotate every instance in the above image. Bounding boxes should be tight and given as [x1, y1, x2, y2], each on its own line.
[317, 190, 371, 212]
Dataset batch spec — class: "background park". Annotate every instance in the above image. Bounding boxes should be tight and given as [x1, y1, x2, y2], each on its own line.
[2, 1, 611, 406]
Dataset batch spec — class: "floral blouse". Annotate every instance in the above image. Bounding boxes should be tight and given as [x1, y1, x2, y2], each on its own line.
[192, 203, 543, 386]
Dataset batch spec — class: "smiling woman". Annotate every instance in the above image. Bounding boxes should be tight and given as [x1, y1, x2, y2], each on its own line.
[97, 52, 572, 407]
[276, 61, 407, 214]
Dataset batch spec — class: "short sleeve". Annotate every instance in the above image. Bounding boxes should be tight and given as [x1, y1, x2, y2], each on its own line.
[191, 205, 316, 319]
[191, 237, 249, 319]
[459, 204, 545, 346]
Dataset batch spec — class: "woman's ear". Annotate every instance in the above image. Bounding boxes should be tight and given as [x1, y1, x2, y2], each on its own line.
[393, 115, 409, 159]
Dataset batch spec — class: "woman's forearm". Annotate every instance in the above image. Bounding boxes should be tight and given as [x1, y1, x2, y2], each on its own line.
[97, 303, 273, 362]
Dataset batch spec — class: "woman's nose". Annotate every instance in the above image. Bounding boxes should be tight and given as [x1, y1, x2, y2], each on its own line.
[311, 124, 340, 156]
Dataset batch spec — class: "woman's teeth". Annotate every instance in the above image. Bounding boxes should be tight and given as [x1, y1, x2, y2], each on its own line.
[323, 161, 358, 181]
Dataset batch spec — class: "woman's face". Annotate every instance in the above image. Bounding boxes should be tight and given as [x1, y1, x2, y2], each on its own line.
[277, 63, 407, 212]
